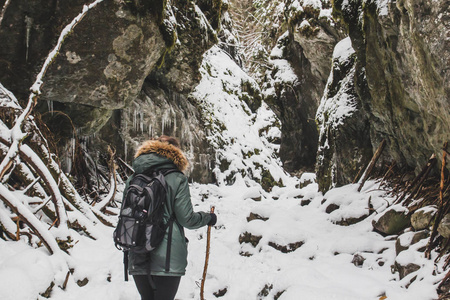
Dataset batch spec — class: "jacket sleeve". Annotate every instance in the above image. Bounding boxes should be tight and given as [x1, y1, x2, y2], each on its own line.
[173, 175, 212, 229]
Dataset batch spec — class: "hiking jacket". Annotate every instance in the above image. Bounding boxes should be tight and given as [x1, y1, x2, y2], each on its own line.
[127, 140, 212, 276]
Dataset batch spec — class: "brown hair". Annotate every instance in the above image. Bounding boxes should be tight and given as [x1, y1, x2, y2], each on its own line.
[156, 135, 180, 148]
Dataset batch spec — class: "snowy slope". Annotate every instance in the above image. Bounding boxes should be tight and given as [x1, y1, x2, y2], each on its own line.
[1, 177, 443, 300]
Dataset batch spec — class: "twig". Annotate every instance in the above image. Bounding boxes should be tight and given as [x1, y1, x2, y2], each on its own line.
[62, 271, 71, 290]
[201, 206, 215, 300]
[395, 154, 437, 204]
[15, 217, 20, 240]
[0, 0, 12, 26]
[425, 142, 448, 259]
[438, 269, 450, 292]
[440, 142, 448, 207]
[22, 176, 42, 194]
[48, 218, 58, 230]
[380, 161, 396, 186]
[358, 139, 386, 192]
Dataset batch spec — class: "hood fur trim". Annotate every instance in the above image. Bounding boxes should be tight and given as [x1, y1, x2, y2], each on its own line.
[134, 140, 189, 172]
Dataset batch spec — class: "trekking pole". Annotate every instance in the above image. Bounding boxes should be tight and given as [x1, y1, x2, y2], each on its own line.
[200, 206, 215, 300]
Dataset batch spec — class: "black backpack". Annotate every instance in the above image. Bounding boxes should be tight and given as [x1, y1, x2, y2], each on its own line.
[113, 168, 179, 280]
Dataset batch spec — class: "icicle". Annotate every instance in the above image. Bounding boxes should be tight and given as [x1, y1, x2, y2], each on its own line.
[162, 115, 165, 134]
[133, 108, 137, 132]
[47, 100, 54, 115]
[71, 137, 76, 163]
[124, 140, 128, 160]
[139, 112, 144, 133]
[25, 16, 33, 62]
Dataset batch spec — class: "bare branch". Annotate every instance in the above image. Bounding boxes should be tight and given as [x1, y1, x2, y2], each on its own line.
[0, 0, 12, 26]
[0, 184, 60, 254]
[95, 146, 118, 212]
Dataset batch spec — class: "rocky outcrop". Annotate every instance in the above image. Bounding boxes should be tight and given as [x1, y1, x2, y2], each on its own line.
[116, 0, 223, 182]
[315, 37, 372, 192]
[263, 1, 345, 174]
[317, 0, 450, 191]
[0, 0, 169, 133]
[0, 0, 231, 182]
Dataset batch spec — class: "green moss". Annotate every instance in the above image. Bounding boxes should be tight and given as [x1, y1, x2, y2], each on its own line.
[258, 284, 273, 298]
[159, 19, 178, 48]
[225, 171, 237, 185]
[198, 0, 223, 30]
[240, 81, 262, 112]
[56, 236, 75, 252]
[299, 24, 321, 38]
[254, 162, 283, 192]
[219, 158, 231, 172]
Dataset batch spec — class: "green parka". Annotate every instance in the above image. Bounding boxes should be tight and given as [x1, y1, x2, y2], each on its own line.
[127, 140, 212, 277]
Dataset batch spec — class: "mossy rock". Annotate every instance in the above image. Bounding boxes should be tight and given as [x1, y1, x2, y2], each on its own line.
[335, 214, 369, 226]
[247, 213, 268, 222]
[372, 207, 411, 236]
[239, 232, 262, 247]
[268, 241, 304, 253]
[258, 284, 273, 298]
[411, 206, 437, 231]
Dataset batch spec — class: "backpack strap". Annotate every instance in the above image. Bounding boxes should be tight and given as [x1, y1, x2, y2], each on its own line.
[123, 250, 129, 281]
[165, 216, 175, 272]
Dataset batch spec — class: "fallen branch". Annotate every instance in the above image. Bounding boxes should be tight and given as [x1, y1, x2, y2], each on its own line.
[0, 136, 67, 227]
[0, 206, 18, 240]
[95, 146, 117, 212]
[358, 139, 386, 192]
[0, 184, 60, 254]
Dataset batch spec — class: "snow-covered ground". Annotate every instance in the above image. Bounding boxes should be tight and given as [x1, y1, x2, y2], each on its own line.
[0, 177, 445, 300]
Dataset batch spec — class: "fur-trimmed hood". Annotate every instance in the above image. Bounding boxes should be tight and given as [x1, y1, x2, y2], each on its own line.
[134, 140, 189, 172]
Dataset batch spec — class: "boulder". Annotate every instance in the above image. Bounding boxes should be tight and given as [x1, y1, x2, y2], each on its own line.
[393, 260, 420, 280]
[438, 214, 450, 239]
[411, 206, 437, 231]
[372, 206, 410, 235]
[395, 230, 429, 255]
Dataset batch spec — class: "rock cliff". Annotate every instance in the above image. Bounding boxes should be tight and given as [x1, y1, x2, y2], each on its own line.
[315, 0, 449, 191]
[0, 0, 232, 182]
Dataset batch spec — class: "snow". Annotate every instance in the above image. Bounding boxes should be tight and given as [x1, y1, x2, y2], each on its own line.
[333, 37, 355, 64]
[375, 0, 390, 16]
[316, 37, 358, 133]
[192, 46, 290, 189]
[1, 177, 442, 300]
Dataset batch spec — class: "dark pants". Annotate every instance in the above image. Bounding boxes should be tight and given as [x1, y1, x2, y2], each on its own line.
[133, 275, 181, 300]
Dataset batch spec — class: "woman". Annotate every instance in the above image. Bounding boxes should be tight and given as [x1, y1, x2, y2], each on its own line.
[128, 136, 217, 300]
